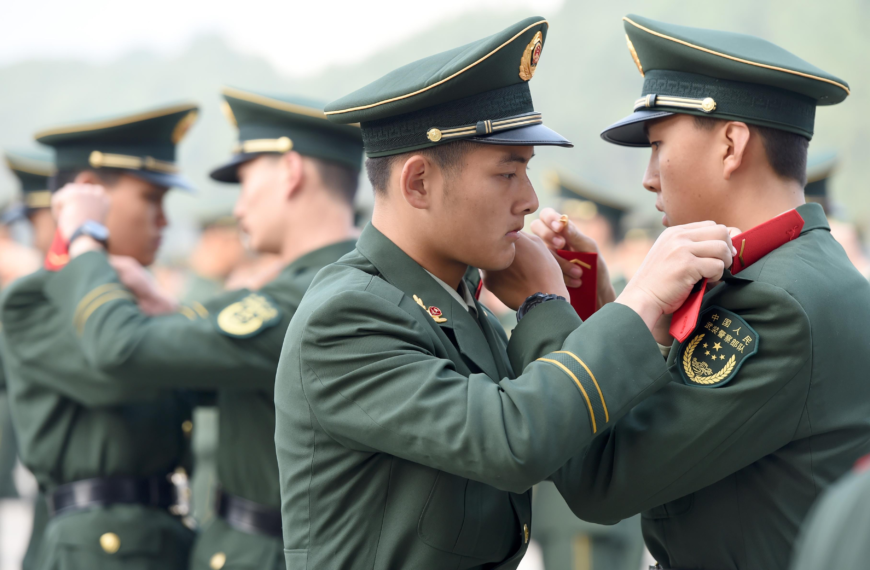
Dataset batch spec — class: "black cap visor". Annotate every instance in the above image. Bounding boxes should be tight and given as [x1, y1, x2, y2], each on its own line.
[600, 109, 675, 147]
[471, 123, 573, 148]
[209, 153, 263, 184]
[126, 169, 196, 192]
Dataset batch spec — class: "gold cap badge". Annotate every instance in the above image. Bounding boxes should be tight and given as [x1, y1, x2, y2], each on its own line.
[519, 31, 544, 81]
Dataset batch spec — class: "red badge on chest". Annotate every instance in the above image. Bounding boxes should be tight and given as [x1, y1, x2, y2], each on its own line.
[44, 229, 70, 272]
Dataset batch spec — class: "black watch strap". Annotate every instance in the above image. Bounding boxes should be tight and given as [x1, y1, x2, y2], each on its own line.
[516, 292, 567, 322]
[68, 221, 109, 249]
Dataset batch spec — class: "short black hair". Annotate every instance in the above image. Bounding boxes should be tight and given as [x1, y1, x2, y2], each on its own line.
[309, 157, 360, 206]
[50, 168, 124, 192]
[365, 140, 478, 195]
[693, 116, 808, 185]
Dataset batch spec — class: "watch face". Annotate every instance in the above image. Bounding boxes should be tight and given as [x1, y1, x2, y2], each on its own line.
[82, 220, 109, 241]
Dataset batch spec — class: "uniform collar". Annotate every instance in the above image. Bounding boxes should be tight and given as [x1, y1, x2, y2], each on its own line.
[283, 239, 357, 277]
[356, 223, 501, 378]
[796, 202, 830, 234]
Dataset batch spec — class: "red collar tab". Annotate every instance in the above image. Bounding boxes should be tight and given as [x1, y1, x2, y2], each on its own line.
[669, 210, 805, 342]
[730, 209, 804, 274]
[44, 228, 70, 272]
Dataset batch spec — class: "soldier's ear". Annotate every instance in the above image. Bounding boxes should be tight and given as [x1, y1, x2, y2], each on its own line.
[278, 151, 305, 200]
[398, 154, 433, 211]
[722, 121, 751, 181]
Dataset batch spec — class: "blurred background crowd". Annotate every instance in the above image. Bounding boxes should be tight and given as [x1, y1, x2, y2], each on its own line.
[1, 0, 868, 568]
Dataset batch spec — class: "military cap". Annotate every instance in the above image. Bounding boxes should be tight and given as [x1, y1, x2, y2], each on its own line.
[210, 87, 364, 183]
[4, 149, 54, 211]
[549, 171, 631, 238]
[34, 103, 199, 191]
[602, 15, 850, 146]
[324, 17, 572, 157]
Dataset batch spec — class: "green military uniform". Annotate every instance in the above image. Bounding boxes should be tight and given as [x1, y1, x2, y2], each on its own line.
[0, 104, 201, 570]
[546, 15, 870, 570]
[788, 455, 870, 570]
[274, 17, 678, 569]
[2, 150, 56, 570]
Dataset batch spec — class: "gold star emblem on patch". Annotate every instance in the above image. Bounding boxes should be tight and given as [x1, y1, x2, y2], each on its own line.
[678, 306, 759, 388]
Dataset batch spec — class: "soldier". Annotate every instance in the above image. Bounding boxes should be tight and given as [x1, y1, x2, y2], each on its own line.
[532, 14, 870, 570]
[0, 149, 56, 570]
[273, 17, 734, 569]
[0, 104, 201, 569]
[2, 89, 364, 569]
[788, 455, 870, 570]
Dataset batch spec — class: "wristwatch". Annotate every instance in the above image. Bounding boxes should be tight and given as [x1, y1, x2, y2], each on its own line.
[68, 220, 110, 249]
[516, 292, 567, 322]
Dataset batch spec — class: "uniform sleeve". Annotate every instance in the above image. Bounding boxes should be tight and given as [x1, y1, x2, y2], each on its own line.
[295, 290, 669, 494]
[43, 251, 285, 391]
[550, 280, 813, 523]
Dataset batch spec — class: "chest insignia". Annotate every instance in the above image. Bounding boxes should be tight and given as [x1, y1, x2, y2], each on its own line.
[215, 292, 282, 338]
[677, 306, 758, 388]
[413, 295, 447, 323]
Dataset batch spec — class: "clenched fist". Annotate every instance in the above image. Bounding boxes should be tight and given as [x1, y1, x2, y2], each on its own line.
[52, 183, 110, 241]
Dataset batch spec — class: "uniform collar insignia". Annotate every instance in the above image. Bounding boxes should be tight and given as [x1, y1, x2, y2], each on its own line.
[414, 295, 447, 323]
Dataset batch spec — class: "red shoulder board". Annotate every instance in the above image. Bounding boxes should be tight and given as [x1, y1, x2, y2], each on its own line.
[670, 210, 805, 342]
[556, 250, 598, 320]
[44, 228, 70, 272]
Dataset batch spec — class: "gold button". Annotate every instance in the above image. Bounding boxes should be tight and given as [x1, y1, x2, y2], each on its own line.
[523, 523, 530, 544]
[210, 552, 227, 570]
[100, 532, 120, 554]
[701, 97, 717, 113]
[427, 128, 442, 142]
[182, 420, 193, 436]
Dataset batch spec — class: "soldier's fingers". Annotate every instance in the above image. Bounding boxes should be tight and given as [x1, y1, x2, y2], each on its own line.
[554, 253, 584, 279]
[678, 224, 736, 255]
[695, 257, 726, 282]
[529, 218, 566, 249]
[688, 239, 734, 267]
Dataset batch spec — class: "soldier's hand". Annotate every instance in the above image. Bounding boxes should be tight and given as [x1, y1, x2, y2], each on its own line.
[481, 233, 570, 311]
[52, 183, 110, 242]
[109, 255, 178, 315]
[616, 221, 735, 330]
[530, 208, 617, 310]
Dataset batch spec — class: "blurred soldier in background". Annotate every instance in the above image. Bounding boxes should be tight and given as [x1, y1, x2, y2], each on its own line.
[0, 149, 55, 570]
[788, 454, 870, 570]
[0, 103, 202, 569]
[805, 151, 870, 279]
[2, 88, 363, 570]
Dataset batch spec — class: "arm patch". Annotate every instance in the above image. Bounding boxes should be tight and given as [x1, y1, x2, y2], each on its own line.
[677, 306, 759, 388]
[213, 292, 282, 338]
